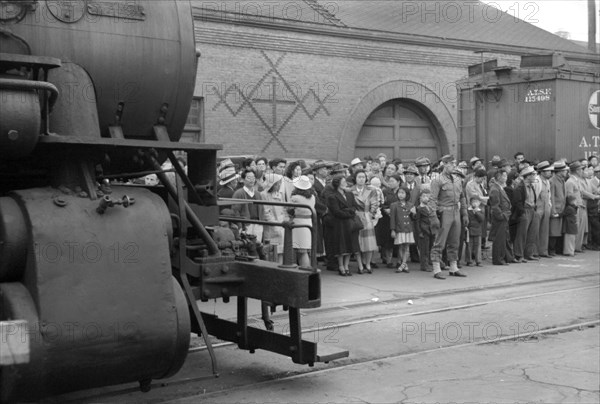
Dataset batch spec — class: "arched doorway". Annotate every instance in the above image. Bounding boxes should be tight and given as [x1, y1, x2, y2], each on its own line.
[355, 99, 442, 164]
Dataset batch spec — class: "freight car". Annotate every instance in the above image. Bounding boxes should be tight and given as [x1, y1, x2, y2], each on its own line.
[458, 53, 600, 163]
[0, 1, 345, 402]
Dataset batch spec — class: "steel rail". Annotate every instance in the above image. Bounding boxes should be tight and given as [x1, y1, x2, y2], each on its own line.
[188, 283, 600, 353]
[54, 281, 600, 403]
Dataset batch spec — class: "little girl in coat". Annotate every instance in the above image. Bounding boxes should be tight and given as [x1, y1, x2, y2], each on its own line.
[390, 188, 415, 273]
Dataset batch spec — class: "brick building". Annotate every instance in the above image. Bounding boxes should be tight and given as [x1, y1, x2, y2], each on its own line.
[185, 0, 598, 164]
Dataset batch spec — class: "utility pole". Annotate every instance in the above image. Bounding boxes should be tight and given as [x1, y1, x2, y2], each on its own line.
[589, 0, 597, 53]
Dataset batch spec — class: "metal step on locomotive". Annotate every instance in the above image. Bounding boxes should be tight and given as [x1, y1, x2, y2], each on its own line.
[0, 1, 347, 402]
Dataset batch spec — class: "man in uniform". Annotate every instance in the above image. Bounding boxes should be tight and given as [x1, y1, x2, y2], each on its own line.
[429, 155, 469, 279]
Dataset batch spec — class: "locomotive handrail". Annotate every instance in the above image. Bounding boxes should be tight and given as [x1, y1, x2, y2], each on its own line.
[218, 198, 318, 269]
[0, 78, 58, 113]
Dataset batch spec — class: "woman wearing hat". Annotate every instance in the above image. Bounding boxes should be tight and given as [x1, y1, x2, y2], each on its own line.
[350, 169, 379, 274]
[326, 174, 361, 276]
[261, 173, 287, 264]
[289, 175, 315, 268]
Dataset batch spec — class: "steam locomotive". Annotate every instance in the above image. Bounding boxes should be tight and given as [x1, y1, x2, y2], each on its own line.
[0, 1, 344, 401]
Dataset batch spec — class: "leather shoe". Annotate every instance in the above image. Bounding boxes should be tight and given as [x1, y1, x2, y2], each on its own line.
[450, 271, 467, 277]
[525, 256, 538, 261]
[539, 254, 552, 258]
[493, 261, 509, 266]
[433, 273, 446, 280]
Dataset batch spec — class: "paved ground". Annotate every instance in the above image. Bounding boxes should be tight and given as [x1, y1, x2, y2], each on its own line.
[46, 250, 599, 404]
[188, 326, 599, 404]
[209, 250, 600, 321]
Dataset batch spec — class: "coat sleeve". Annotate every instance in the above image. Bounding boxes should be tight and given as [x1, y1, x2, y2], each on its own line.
[489, 187, 503, 221]
[512, 185, 525, 218]
[326, 193, 354, 219]
[390, 202, 397, 231]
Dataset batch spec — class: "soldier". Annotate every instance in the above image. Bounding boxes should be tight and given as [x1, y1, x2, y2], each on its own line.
[429, 155, 469, 279]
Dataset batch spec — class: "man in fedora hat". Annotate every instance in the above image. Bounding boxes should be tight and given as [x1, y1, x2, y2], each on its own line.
[311, 160, 331, 261]
[549, 161, 568, 255]
[512, 166, 540, 262]
[429, 155, 469, 279]
[565, 161, 588, 252]
[415, 156, 431, 187]
[536, 161, 554, 257]
[350, 157, 364, 170]
[402, 164, 421, 263]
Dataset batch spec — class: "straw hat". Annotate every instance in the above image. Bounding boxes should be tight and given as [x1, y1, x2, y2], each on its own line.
[293, 175, 312, 190]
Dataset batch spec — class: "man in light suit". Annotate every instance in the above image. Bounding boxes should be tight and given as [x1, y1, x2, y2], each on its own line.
[536, 161, 554, 257]
[549, 161, 568, 255]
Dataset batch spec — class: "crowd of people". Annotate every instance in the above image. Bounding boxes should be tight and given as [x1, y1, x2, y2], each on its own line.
[215, 152, 600, 280]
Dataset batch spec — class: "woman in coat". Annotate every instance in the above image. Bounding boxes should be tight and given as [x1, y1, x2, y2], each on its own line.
[326, 174, 360, 276]
[350, 169, 379, 274]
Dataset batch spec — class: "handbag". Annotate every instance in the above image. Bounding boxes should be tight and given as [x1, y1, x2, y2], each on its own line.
[350, 214, 364, 232]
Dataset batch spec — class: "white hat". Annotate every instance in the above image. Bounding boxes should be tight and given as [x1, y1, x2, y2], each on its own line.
[350, 157, 364, 166]
[520, 166, 535, 177]
[219, 166, 238, 185]
[293, 175, 312, 190]
[219, 158, 235, 174]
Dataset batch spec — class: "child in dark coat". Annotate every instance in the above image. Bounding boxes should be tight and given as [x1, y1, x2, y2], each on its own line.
[466, 195, 485, 266]
[415, 189, 439, 272]
[562, 195, 578, 256]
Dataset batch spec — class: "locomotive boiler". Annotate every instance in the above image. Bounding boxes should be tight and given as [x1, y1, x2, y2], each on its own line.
[0, 1, 345, 402]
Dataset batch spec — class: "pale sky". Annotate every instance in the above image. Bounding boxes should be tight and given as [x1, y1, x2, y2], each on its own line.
[480, 0, 599, 42]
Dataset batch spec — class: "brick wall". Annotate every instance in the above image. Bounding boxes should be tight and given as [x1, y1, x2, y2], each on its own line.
[193, 19, 501, 162]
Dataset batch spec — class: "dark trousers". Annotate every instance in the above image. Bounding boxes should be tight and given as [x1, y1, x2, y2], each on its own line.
[417, 233, 434, 270]
[466, 235, 482, 264]
[589, 214, 600, 247]
[549, 236, 564, 255]
[491, 219, 512, 264]
[323, 214, 337, 270]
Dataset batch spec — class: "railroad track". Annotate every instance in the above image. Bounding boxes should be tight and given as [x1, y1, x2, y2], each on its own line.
[49, 274, 600, 404]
